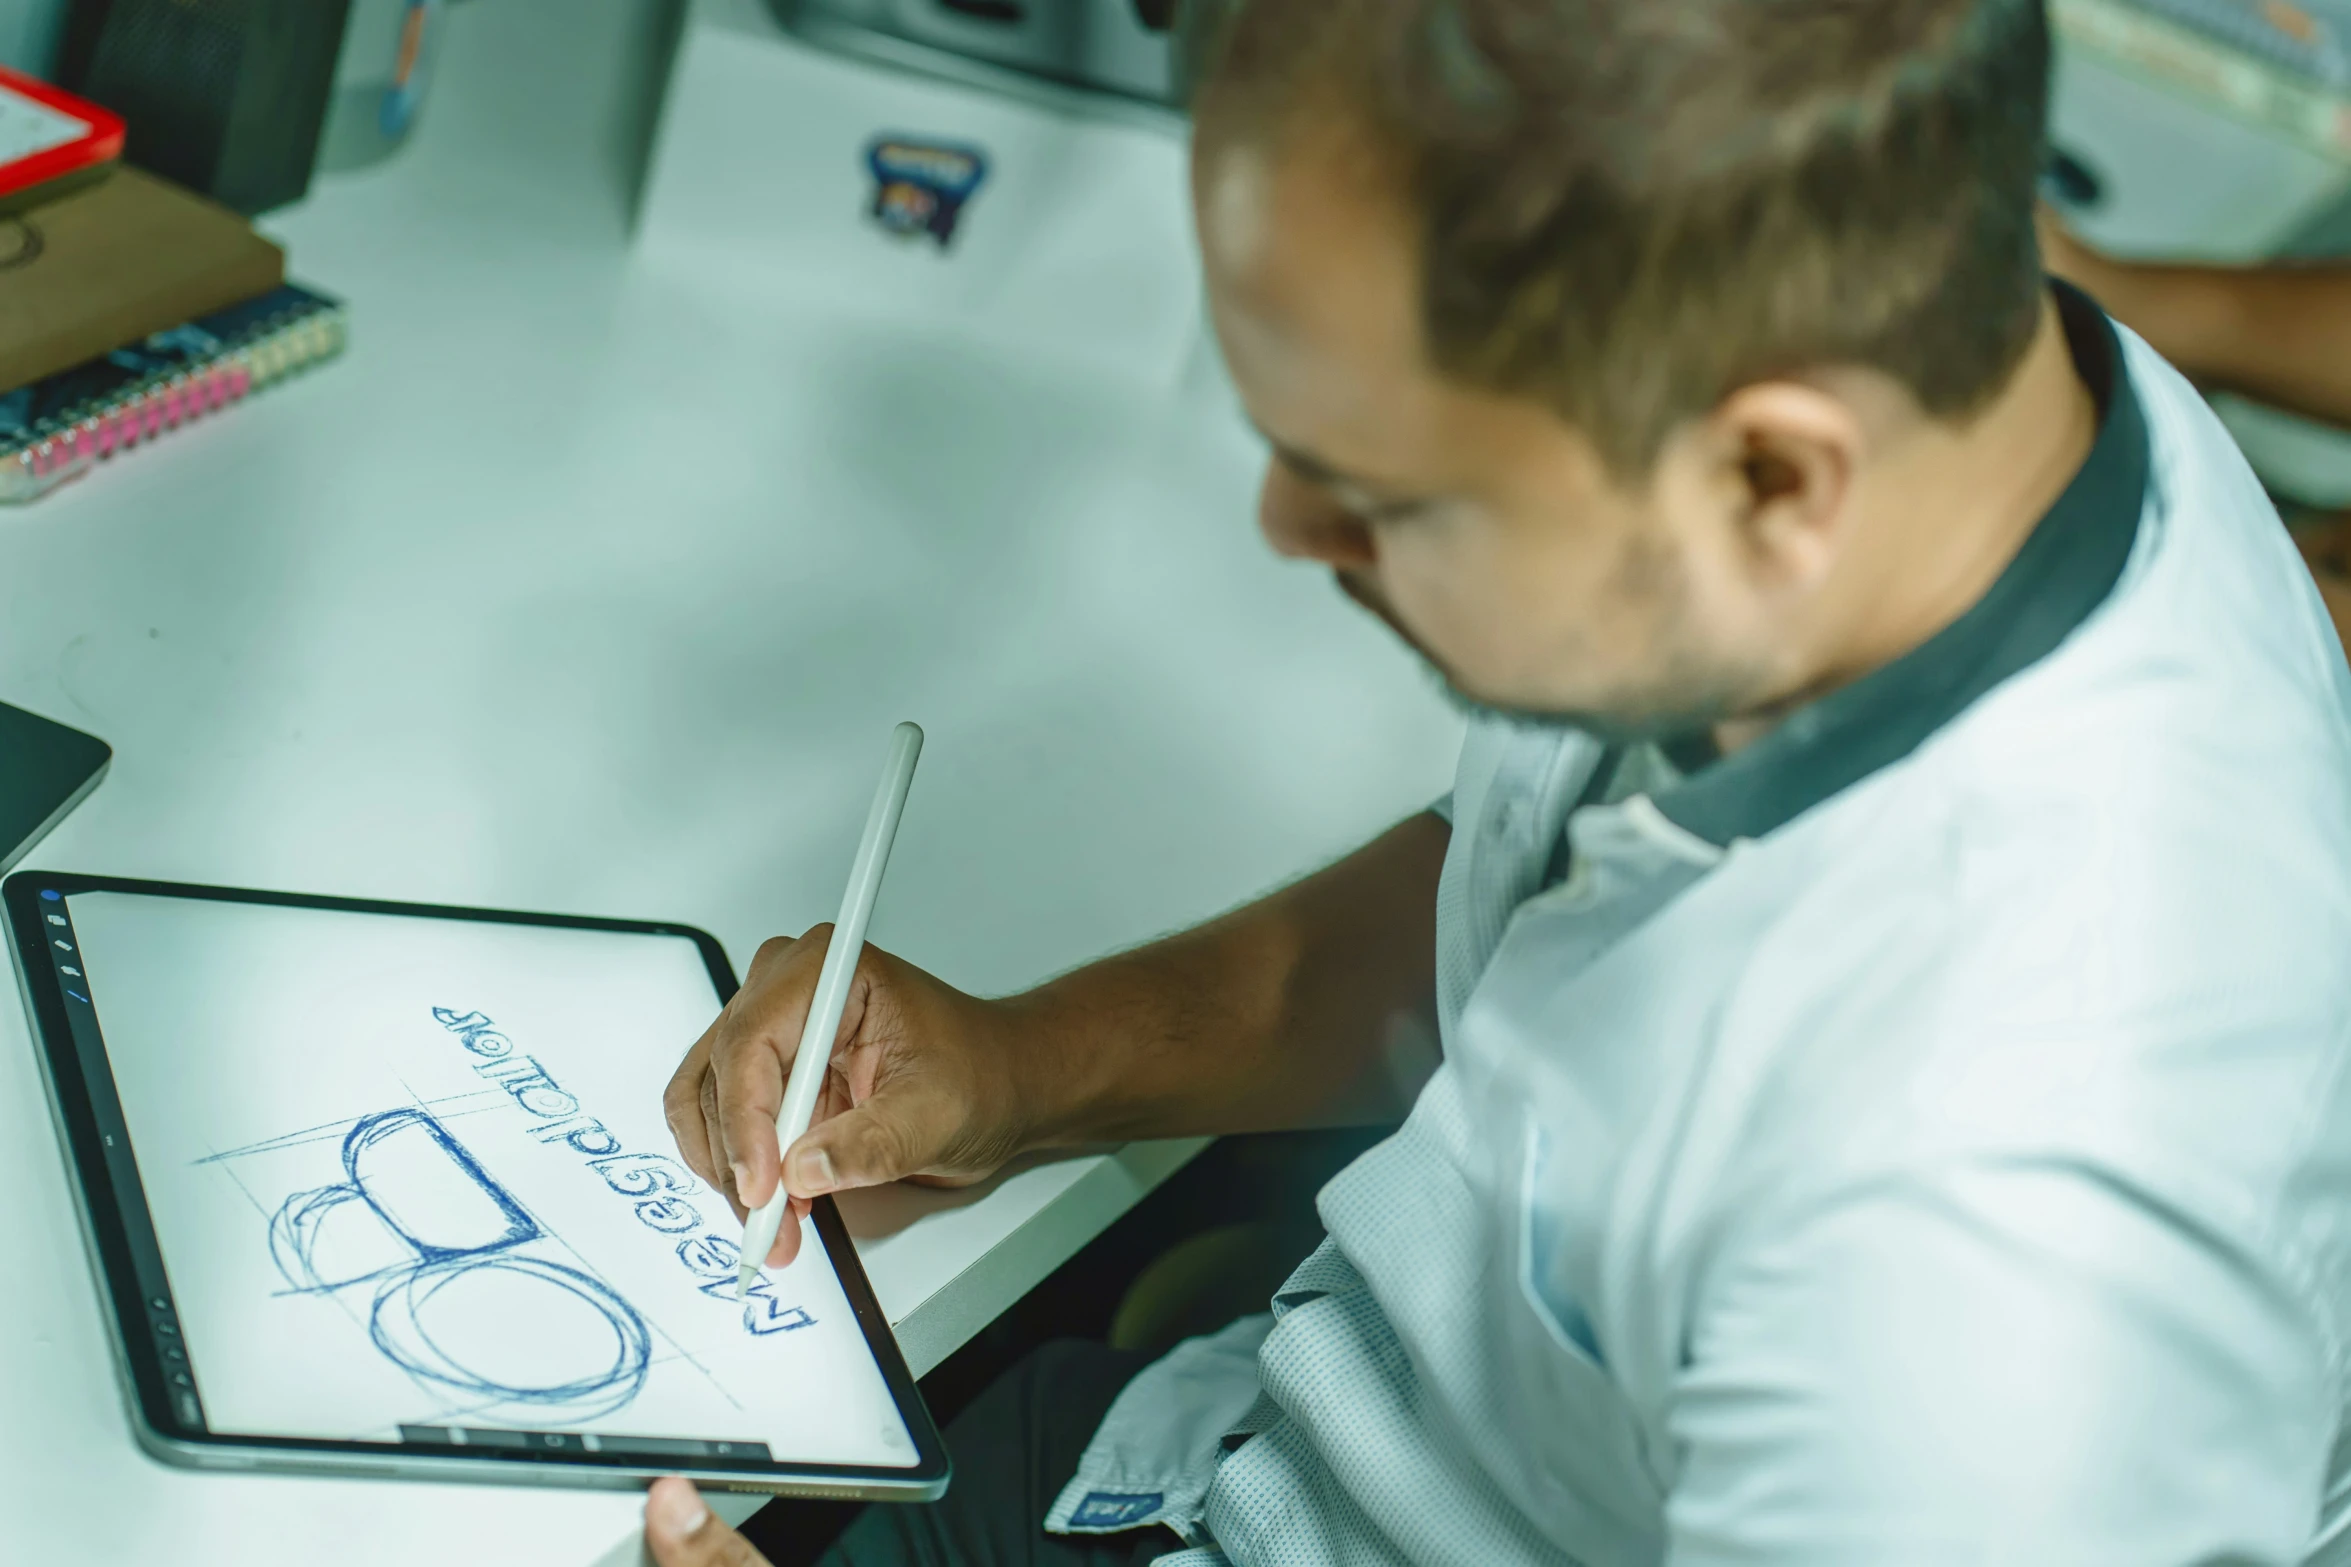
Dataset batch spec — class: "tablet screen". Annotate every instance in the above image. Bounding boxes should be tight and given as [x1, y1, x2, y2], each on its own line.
[42, 888, 920, 1472]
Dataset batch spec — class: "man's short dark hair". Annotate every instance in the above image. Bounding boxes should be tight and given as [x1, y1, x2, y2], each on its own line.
[1187, 0, 2054, 480]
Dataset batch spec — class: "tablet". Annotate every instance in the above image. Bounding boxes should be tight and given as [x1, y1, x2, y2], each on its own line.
[4, 872, 949, 1500]
[0, 701, 110, 876]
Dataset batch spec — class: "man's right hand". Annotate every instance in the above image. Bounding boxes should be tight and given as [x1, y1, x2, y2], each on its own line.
[663, 925, 1037, 1269]
[665, 813, 1452, 1270]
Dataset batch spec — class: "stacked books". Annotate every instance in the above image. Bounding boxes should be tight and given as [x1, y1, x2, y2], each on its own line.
[0, 66, 344, 506]
[1, 286, 346, 504]
[2052, 0, 2351, 158]
[2049, 1, 2351, 506]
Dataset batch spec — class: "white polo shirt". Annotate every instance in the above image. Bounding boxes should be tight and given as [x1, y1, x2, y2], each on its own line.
[1050, 287, 2351, 1565]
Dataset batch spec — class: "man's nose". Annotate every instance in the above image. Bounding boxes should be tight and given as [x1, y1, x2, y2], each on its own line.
[1259, 462, 1376, 568]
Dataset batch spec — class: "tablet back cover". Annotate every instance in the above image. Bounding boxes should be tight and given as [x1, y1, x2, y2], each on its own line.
[0, 702, 109, 874]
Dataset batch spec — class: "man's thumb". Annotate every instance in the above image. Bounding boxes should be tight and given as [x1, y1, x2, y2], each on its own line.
[643, 1477, 765, 1567]
[784, 1099, 925, 1198]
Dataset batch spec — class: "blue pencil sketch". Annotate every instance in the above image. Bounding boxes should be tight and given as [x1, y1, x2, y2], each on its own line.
[703, 1274, 816, 1335]
[370, 1255, 650, 1414]
[268, 1110, 537, 1289]
[254, 1107, 652, 1420]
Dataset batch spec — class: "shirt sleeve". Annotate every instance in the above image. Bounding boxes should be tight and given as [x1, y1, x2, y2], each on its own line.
[1430, 792, 1456, 826]
[1665, 1161, 2336, 1566]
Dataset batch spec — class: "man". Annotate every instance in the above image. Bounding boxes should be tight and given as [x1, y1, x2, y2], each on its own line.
[647, 0, 2351, 1561]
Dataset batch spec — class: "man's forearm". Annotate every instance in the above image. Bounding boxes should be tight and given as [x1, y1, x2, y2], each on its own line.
[2091, 260, 2351, 430]
[1006, 811, 1450, 1147]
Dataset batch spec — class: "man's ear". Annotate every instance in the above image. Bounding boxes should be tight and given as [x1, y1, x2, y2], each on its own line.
[1709, 381, 1864, 593]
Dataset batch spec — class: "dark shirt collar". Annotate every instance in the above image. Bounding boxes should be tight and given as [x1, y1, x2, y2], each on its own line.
[1650, 281, 2150, 847]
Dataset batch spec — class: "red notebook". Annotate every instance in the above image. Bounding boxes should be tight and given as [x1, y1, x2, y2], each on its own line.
[0, 66, 123, 212]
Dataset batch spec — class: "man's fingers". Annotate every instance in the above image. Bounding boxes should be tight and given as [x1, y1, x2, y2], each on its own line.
[710, 1021, 793, 1213]
[709, 929, 838, 1208]
[763, 1195, 811, 1269]
[715, 1082, 783, 1212]
[663, 1034, 721, 1189]
[716, 927, 886, 1212]
[700, 1071, 745, 1220]
[643, 1478, 769, 1567]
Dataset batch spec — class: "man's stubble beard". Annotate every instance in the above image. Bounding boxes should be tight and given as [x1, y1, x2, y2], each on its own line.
[1332, 547, 1763, 744]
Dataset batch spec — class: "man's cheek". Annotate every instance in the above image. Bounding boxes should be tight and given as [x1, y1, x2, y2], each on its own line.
[1383, 574, 1495, 685]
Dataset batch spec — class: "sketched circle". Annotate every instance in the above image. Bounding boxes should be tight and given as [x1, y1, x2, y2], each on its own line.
[370, 1256, 651, 1415]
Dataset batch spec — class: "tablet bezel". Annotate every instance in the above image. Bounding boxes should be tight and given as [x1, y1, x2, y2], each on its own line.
[4, 870, 951, 1501]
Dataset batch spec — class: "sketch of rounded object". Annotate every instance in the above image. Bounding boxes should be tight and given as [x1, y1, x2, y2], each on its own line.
[267, 1109, 540, 1294]
[344, 1109, 537, 1259]
[369, 1255, 652, 1418]
[268, 1181, 415, 1292]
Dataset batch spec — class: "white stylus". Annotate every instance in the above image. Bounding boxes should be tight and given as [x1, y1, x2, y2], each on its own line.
[737, 721, 924, 1299]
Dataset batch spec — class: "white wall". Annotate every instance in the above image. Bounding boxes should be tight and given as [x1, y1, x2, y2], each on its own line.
[0, 0, 63, 76]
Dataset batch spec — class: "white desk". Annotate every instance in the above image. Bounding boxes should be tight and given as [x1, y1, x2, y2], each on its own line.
[0, 1, 1460, 1562]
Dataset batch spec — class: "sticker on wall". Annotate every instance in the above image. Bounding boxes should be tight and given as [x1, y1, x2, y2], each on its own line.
[864, 137, 989, 250]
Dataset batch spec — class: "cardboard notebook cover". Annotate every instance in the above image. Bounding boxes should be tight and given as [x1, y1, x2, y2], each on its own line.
[0, 166, 285, 393]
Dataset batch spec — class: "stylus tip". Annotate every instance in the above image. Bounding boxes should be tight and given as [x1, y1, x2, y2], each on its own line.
[735, 1264, 755, 1301]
